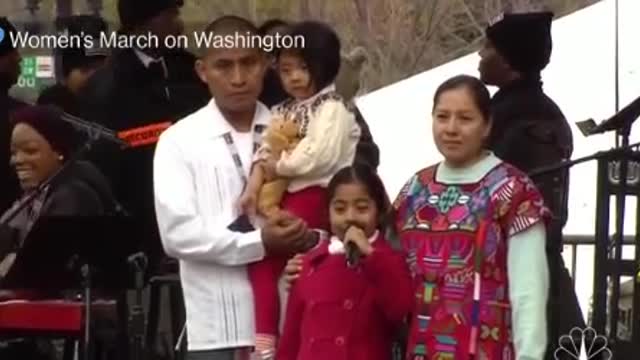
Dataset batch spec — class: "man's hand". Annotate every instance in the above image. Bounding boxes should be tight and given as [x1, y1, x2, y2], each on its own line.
[238, 189, 258, 219]
[261, 211, 308, 257]
[344, 226, 373, 257]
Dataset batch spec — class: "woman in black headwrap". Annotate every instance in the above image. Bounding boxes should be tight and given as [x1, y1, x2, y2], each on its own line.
[0, 105, 117, 279]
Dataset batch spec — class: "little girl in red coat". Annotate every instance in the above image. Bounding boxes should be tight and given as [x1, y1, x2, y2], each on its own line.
[239, 21, 361, 359]
[276, 164, 414, 360]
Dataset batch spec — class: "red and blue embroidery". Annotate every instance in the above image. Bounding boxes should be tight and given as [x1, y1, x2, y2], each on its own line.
[394, 163, 550, 360]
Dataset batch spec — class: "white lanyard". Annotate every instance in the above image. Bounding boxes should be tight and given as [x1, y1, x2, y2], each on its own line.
[222, 124, 266, 186]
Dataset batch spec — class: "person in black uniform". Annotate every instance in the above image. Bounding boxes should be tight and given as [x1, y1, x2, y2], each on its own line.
[38, 15, 109, 115]
[479, 11, 585, 359]
[0, 17, 26, 215]
[80, 0, 210, 273]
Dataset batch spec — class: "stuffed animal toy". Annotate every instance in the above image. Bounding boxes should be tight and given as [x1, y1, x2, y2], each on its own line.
[257, 114, 301, 217]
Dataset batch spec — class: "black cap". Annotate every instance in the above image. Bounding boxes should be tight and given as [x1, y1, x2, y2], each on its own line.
[58, 15, 109, 76]
[0, 17, 18, 56]
[486, 11, 554, 74]
[118, 0, 183, 31]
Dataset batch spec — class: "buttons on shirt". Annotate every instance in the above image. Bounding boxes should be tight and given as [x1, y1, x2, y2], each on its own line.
[343, 299, 353, 310]
[335, 336, 345, 346]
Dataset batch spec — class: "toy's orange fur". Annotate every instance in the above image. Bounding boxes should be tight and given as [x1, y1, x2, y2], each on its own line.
[258, 115, 301, 217]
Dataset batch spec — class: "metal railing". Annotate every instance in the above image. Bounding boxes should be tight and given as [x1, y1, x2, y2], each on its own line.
[563, 234, 637, 286]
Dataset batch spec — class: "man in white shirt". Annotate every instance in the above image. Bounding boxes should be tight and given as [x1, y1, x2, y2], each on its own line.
[153, 16, 316, 360]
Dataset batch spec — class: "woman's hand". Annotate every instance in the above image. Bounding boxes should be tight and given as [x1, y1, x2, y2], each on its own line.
[283, 254, 304, 290]
[344, 226, 373, 257]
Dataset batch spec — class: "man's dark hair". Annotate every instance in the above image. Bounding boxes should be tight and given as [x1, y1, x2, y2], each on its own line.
[117, 0, 182, 32]
[58, 15, 109, 77]
[258, 19, 288, 35]
[204, 15, 259, 35]
[278, 21, 341, 92]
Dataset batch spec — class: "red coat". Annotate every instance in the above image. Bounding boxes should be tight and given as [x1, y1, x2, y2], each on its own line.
[276, 233, 413, 360]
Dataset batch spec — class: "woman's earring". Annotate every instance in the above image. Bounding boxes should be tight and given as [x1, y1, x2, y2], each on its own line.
[58, 155, 64, 161]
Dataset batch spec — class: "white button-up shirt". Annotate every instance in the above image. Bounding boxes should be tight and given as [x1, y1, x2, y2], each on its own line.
[153, 99, 271, 351]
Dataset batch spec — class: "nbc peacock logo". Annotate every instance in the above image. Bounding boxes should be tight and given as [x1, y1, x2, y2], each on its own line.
[554, 327, 612, 359]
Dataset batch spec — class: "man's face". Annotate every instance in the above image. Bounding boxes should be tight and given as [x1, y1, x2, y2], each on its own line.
[0, 50, 22, 87]
[478, 39, 511, 86]
[196, 46, 268, 113]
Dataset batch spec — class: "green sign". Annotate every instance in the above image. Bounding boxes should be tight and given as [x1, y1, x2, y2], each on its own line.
[21, 57, 36, 80]
[16, 56, 51, 92]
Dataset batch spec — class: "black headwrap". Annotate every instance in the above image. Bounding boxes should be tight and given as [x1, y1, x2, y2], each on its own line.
[486, 11, 554, 74]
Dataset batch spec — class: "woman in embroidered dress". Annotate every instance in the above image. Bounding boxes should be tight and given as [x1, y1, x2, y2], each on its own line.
[238, 21, 362, 358]
[276, 164, 413, 360]
[394, 75, 550, 360]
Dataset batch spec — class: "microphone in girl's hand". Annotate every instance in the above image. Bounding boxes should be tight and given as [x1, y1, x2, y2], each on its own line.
[344, 225, 363, 267]
[345, 241, 361, 267]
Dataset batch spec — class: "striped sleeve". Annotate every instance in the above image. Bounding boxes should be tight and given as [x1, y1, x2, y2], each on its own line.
[497, 175, 551, 238]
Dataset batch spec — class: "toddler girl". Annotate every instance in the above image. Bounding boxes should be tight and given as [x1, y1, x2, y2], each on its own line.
[240, 21, 362, 359]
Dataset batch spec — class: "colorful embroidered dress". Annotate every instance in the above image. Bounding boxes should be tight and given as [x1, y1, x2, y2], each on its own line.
[394, 154, 550, 360]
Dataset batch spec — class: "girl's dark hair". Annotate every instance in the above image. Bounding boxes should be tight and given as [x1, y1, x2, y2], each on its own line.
[327, 163, 393, 232]
[9, 105, 79, 158]
[258, 18, 288, 35]
[432, 75, 492, 122]
[278, 21, 341, 91]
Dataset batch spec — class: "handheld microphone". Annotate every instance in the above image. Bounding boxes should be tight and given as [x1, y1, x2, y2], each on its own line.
[345, 240, 361, 268]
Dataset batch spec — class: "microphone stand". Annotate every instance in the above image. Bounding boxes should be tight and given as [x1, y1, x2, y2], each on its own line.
[529, 114, 640, 349]
[527, 141, 640, 178]
[128, 253, 148, 360]
[0, 109, 128, 359]
[0, 110, 128, 228]
[81, 263, 92, 360]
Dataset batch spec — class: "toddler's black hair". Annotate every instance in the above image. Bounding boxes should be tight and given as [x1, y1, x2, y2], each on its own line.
[278, 21, 341, 92]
